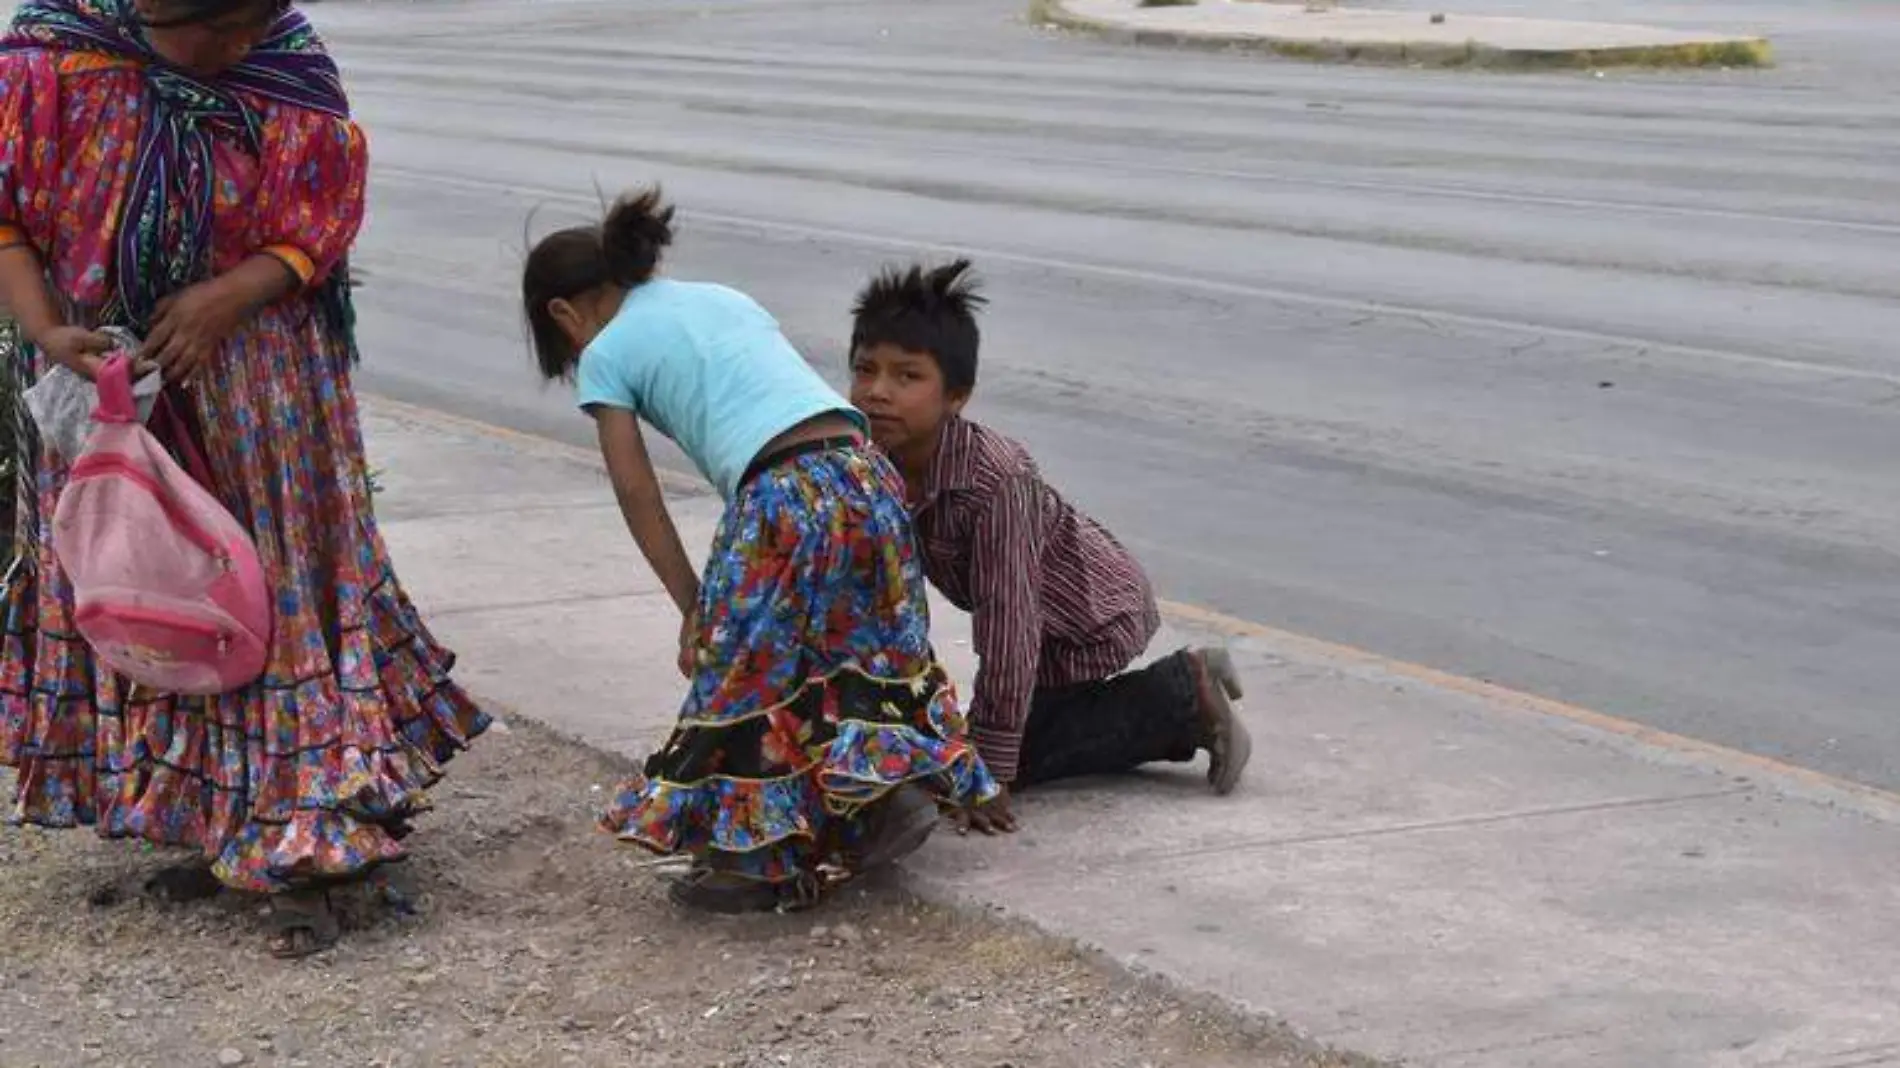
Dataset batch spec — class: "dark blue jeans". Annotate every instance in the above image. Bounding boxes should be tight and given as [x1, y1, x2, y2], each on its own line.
[1016, 650, 1201, 787]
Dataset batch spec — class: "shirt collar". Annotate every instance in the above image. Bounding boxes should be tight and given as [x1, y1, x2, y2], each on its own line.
[920, 415, 979, 506]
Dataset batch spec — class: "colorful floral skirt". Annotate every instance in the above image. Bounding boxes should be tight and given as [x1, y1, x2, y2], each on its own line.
[601, 442, 997, 884]
[0, 305, 489, 893]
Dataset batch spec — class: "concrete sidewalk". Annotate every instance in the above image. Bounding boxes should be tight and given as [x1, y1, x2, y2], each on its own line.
[1033, 0, 1773, 69]
[368, 396, 1900, 1068]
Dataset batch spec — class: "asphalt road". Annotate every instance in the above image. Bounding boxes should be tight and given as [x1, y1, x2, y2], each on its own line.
[314, 0, 1900, 789]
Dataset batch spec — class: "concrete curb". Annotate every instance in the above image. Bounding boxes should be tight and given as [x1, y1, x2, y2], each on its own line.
[366, 395, 1900, 1064]
[1027, 0, 1774, 70]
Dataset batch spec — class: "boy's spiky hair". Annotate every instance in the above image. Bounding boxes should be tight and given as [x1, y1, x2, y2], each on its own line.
[850, 259, 987, 394]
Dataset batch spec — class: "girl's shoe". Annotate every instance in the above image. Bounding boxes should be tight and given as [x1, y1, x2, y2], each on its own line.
[668, 865, 824, 914]
[853, 785, 940, 872]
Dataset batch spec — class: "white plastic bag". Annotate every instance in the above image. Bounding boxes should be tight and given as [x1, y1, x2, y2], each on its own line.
[23, 326, 163, 462]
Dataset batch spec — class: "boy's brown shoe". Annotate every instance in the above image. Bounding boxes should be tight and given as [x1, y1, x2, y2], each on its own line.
[1190, 647, 1252, 796]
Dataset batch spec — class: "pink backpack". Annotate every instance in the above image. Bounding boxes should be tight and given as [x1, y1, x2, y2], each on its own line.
[52, 355, 272, 696]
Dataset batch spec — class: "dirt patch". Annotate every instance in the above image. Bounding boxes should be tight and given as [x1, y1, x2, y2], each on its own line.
[0, 716, 1375, 1068]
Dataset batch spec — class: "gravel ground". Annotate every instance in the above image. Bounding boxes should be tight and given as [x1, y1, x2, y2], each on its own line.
[0, 715, 1378, 1068]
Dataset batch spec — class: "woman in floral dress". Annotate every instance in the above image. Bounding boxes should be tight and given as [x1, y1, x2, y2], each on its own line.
[0, 0, 487, 956]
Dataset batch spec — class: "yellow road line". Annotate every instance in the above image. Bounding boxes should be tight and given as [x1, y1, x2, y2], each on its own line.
[1162, 598, 1900, 822]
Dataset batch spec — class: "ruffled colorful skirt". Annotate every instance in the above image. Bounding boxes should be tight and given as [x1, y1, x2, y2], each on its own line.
[0, 305, 489, 893]
[601, 442, 996, 884]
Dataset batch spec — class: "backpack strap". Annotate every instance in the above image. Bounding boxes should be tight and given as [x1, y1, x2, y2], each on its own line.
[90, 353, 217, 492]
[93, 356, 138, 425]
[149, 389, 216, 490]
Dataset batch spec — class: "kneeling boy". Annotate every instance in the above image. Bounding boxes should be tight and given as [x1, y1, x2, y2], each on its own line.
[847, 260, 1251, 834]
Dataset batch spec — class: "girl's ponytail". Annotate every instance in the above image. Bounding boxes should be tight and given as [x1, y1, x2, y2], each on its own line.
[523, 186, 677, 381]
[601, 187, 675, 288]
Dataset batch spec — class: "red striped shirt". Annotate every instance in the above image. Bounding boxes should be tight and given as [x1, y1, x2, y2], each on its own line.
[910, 418, 1159, 782]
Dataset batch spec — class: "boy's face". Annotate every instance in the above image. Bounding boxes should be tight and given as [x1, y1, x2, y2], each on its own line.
[849, 342, 967, 460]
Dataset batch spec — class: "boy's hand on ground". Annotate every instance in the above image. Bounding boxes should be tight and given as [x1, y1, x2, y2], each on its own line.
[952, 787, 1019, 836]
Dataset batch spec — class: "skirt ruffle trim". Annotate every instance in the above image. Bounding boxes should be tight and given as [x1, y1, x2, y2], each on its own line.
[1, 578, 490, 893]
[599, 670, 998, 885]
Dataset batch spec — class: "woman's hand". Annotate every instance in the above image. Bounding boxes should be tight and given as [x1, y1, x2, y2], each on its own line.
[140, 280, 249, 384]
[32, 325, 115, 380]
[137, 254, 302, 384]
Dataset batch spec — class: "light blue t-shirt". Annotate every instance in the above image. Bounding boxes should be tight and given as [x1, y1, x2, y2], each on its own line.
[574, 279, 864, 500]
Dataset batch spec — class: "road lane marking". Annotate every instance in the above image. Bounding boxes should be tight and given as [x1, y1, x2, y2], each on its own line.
[373, 164, 1900, 388]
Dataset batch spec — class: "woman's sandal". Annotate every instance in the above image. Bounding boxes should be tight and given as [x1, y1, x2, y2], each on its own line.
[143, 863, 225, 904]
[267, 890, 340, 960]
